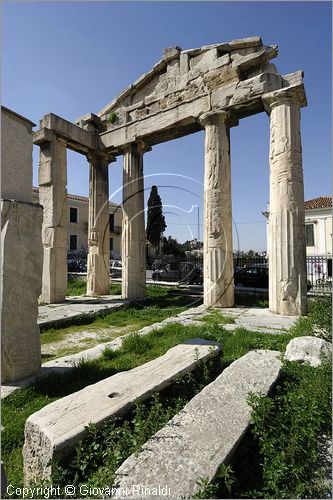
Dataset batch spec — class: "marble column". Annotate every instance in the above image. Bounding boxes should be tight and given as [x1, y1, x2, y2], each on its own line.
[200, 111, 237, 308]
[263, 87, 307, 316]
[38, 133, 68, 304]
[86, 152, 110, 296]
[122, 142, 147, 299]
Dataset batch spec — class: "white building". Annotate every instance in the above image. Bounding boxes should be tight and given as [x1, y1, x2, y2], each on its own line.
[304, 196, 332, 256]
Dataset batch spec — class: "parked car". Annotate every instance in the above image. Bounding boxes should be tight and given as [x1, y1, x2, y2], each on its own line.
[152, 262, 203, 285]
[110, 259, 122, 277]
[67, 259, 87, 273]
[234, 265, 312, 291]
[152, 264, 179, 282]
[234, 265, 269, 288]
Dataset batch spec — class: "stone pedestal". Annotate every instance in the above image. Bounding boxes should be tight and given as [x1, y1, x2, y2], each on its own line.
[86, 153, 110, 296]
[1, 200, 43, 383]
[263, 88, 307, 315]
[122, 143, 146, 299]
[200, 112, 236, 308]
[38, 134, 68, 304]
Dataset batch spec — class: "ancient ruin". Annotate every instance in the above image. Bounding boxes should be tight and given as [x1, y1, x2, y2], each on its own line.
[1, 107, 43, 383]
[33, 36, 307, 315]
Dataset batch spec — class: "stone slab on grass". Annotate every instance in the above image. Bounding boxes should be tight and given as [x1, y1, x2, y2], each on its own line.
[285, 336, 332, 367]
[112, 349, 282, 499]
[23, 339, 221, 484]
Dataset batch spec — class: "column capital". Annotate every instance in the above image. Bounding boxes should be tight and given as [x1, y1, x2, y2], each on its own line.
[262, 85, 307, 114]
[121, 140, 152, 155]
[198, 110, 239, 128]
[86, 150, 115, 166]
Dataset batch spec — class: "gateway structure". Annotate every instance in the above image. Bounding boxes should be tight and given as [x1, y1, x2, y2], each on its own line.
[34, 36, 307, 315]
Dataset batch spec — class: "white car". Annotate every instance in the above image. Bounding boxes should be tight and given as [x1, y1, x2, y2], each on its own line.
[110, 260, 122, 277]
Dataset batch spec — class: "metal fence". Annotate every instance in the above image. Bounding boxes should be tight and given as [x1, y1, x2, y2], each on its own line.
[307, 256, 332, 294]
[147, 254, 332, 294]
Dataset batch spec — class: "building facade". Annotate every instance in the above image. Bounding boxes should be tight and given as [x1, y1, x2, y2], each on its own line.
[33, 188, 122, 259]
[304, 196, 332, 256]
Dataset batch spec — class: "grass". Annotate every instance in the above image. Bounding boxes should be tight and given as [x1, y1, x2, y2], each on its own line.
[289, 295, 332, 342]
[41, 285, 197, 360]
[3, 322, 293, 490]
[67, 278, 122, 297]
[199, 309, 236, 325]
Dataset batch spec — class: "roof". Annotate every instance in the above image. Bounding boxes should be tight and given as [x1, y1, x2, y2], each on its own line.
[33, 187, 120, 207]
[1, 106, 36, 127]
[305, 196, 332, 210]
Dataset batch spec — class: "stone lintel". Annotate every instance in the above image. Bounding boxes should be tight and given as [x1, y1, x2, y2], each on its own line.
[100, 96, 210, 151]
[37, 113, 105, 153]
[262, 83, 307, 113]
[33, 127, 55, 145]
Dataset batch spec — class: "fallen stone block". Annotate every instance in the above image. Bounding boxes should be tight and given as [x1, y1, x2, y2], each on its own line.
[285, 336, 332, 367]
[111, 349, 282, 499]
[23, 339, 221, 485]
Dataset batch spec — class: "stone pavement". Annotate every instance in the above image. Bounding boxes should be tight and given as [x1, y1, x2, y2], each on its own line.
[2, 303, 298, 399]
[38, 295, 126, 329]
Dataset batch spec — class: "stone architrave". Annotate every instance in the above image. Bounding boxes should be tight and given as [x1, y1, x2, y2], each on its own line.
[199, 111, 237, 308]
[263, 88, 307, 316]
[122, 142, 147, 299]
[86, 153, 110, 296]
[38, 133, 68, 304]
[1, 200, 43, 382]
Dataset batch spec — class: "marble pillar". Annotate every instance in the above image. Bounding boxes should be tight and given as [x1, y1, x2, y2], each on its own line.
[200, 111, 237, 308]
[122, 142, 147, 299]
[263, 88, 307, 315]
[86, 153, 110, 296]
[38, 133, 68, 304]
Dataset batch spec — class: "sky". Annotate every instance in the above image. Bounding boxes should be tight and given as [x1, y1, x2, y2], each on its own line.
[2, 1, 332, 250]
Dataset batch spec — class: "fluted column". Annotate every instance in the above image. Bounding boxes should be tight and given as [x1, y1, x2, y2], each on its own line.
[122, 142, 147, 299]
[200, 111, 237, 308]
[86, 152, 110, 296]
[38, 132, 68, 303]
[263, 88, 307, 315]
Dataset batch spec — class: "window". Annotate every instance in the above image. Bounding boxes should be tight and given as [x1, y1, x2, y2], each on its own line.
[70, 207, 78, 223]
[109, 214, 115, 232]
[305, 224, 314, 246]
[69, 234, 78, 250]
[110, 237, 114, 252]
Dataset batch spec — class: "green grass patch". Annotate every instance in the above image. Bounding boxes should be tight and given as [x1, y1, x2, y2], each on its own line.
[289, 295, 332, 342]
[199, 309, 236, 325]
[67, 278, 122, 297]
[41, 286, 195, 350]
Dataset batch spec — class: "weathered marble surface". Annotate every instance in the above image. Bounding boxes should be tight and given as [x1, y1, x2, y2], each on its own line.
[1, 200, 43, 383]
[112, 349, 282, 499]
[23, 339, 220, 484]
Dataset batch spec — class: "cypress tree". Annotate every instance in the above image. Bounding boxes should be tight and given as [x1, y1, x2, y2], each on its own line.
[146, 185, 167, 249]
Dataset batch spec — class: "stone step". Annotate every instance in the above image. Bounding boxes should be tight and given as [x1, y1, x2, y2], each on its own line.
[23, 338, 221, 485]
[111, 349, 282, 499]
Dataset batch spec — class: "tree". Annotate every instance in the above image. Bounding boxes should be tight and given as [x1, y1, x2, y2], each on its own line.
[161, 235, 185, 258]
[146, 186, 167, 251]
